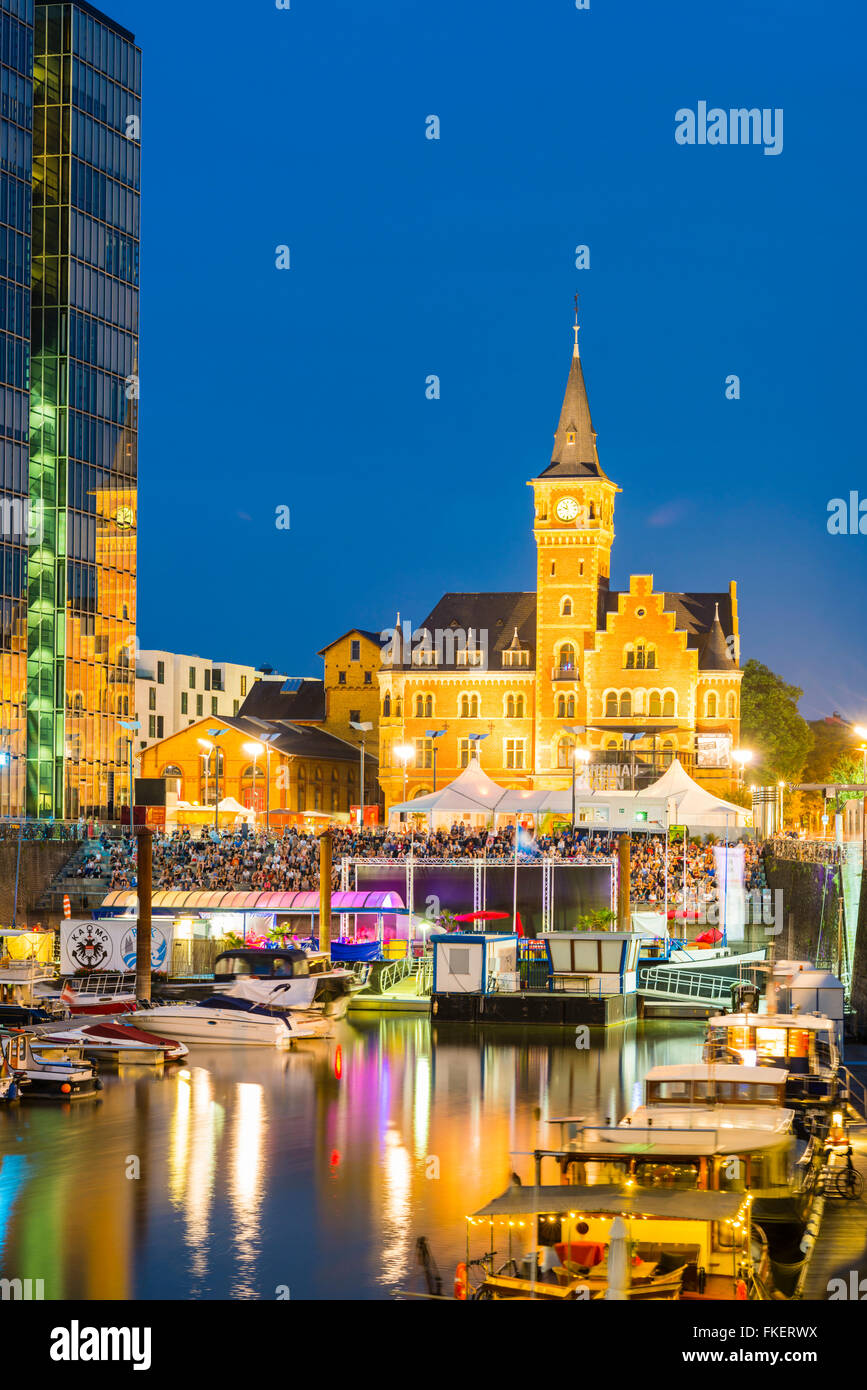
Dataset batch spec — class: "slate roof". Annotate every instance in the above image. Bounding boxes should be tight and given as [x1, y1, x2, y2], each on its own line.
[406, 592, 537, 670]
[219, 716, 376, 766]
[238, 677, 326, 723]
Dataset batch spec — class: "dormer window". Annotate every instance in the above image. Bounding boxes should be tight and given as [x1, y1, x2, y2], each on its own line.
[566, 431, 576, 444]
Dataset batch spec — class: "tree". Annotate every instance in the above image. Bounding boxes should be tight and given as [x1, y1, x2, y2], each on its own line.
[739, 659, 813, 783]
[828, 754, 865, 805]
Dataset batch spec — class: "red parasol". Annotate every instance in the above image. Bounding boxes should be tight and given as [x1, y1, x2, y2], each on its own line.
[694, 928, 723, 944]
[452, 910, 512, 922]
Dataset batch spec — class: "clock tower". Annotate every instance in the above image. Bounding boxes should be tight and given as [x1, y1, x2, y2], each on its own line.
[530, 316, 620, 780]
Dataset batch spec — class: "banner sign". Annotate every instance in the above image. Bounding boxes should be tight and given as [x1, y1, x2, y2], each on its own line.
[60, 920, 173, 976]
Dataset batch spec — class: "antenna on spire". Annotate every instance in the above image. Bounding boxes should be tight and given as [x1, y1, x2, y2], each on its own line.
[573, 293, 580, 358]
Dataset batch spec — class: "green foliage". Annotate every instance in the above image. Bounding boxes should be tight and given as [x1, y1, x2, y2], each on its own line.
[739, 659, 813, 783]
[827, 754, 865, 805]
[576, 908, 617, 931]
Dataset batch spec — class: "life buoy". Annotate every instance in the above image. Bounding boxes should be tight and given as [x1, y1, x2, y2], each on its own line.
[454, 1262, 468, 1300]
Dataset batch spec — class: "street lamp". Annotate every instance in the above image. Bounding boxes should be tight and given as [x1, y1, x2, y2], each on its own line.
[198, 738, 213, 810]
[732, 748, 753, 789]
[243, 741, 265, 822]
[118, 718, 141, 826]
[778, 780, 785, 832]
[425, 727, 447, 793]
[393, 742, 414, 813]
[467, 732, 489, 766]
[349, 720, 374, 828]
[561, 725, 590, 829]
[207, 728, 227, 831]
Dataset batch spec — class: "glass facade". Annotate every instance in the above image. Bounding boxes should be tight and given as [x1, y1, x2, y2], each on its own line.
[0, 0, 34, 814]
[29, 1, 139, 817]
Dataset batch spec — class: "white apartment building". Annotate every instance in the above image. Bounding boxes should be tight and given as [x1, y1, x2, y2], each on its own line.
[135, 651, 286, 753]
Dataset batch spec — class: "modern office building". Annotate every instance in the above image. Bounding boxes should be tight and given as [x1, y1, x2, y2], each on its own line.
[0, 0, 34, 815]
[135, 653, 287, 754]
[0, 0, 140, 818]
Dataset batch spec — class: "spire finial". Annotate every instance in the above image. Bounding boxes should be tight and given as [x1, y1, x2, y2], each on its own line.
[573, 293, 580, 357]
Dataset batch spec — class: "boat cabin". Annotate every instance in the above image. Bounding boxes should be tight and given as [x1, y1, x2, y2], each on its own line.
[644, 1063, 789, 1111]
[706, 1011, 839, 1105]
[214, 948, 311, 980]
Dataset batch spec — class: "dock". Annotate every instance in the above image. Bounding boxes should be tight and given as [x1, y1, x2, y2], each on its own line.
[800, 1135, 867, 1299]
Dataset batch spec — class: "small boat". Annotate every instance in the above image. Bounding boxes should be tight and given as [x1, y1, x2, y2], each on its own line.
[213, 948, 352, 1022]
[129, 996, 313, 1047]
[0, 1032, 100, 1099]
[39, 1021, 188, 1064]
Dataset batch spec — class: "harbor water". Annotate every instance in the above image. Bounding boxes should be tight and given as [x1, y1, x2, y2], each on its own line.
[0, 1018, 705, 1299]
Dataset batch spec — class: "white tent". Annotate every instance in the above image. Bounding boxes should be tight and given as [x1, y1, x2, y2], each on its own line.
[390, 758, 509, 816]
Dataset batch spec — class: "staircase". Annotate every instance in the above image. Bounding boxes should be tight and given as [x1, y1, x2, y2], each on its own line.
[35, 841, 117, 914]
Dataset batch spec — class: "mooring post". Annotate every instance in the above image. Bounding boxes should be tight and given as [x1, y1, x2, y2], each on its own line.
[319, 830, 332, 955]
[135, 824, 153, 1002]
[617, 833, 631, 931]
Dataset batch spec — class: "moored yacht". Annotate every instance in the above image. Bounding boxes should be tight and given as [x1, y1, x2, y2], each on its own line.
[129, 995, 312, 1046]
[0, 1032, 101, 1099]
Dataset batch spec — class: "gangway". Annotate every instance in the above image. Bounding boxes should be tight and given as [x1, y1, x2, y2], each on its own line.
[639, 965, 737, 1007]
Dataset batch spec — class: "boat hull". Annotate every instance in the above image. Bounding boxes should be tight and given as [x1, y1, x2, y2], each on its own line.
[128, 1007, 290, 1046]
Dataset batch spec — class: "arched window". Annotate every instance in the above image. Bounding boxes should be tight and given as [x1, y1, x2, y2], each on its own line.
[425, 695, 433, 717]
[240, 761, 265, 812]
[648, 692, 661, 717]
[395, 697, 402, 717]
[726, 691, 737, 718]
[661, 738, 675, 766]
[415, 694, 424, 717]
[646, 644, 657, 670]
[624, 645, 635, 669]
[556, 694, 566, 719]
[515, 694, 525, 718]
[383, 692, 391, 717]
[663, 692, 675, 718]
[557, 736, 575, 769]
[706, 692, 718, 718]
[619, 692, 632, 718]
[506, 695, 515, 719]
[460, 693, 480, 718]
[566, 694, 575, 718]
[635, 641, 646, 670]
[605, 692, 618, 718]
[559, 643, 576, 675]
[561, 596, 572, 617]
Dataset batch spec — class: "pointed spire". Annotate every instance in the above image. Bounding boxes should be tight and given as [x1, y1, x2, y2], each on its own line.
[536, 306, 605, 480]
[508, 626, 522, 651]
[701, 602, 735, 669]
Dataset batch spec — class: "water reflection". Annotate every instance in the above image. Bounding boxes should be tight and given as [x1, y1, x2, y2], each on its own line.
[0, 1019, 703, 1299]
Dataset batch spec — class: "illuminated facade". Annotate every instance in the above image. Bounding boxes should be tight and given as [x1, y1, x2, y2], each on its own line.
[378, 322, 743, 808]
[26, 1, 140, 816]
[0, 0, 33, 815]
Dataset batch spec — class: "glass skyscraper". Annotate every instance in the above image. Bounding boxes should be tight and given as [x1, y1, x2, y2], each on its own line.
[0, 0, 139, 818]
[0, 0, 34, 816]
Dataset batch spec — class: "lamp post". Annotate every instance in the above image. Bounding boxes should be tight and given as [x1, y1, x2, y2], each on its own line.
[777, 780, 785, 833]
[394, 742, 414, 815]
[243, 741, 264, 822]
[198, 738, 213, 811]
[425, 727, 447, 793]
[467, 731, 489, 767]
[206, 727, 227, 831]
[732, 748, 753, 791]
[561, 725, 590, 830]
[118, 718, 141, 828]
[349, 720, 374, 828]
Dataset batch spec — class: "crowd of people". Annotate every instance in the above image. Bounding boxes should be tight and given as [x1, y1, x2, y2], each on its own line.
[98, 822, 768, 907]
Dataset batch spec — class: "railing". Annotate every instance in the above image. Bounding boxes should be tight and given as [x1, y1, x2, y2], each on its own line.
[551, 665, 579, 681]
[770, 837, 849, 865]
[639, 966, 734, 1003]
[416, 957, 433, 996]
[840, 1065, 867, 1124]
[377, 955, 416, 994]
[71, 972, 132, 997]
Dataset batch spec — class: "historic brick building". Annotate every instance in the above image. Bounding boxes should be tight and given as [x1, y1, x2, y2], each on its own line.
[377, 322, 742, 809]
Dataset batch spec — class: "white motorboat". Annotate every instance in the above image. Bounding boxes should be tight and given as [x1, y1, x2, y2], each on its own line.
[213, 948, 351, 1021]
[128, 995, 314, 1046]
[0, 1032, 101, 1099]
[40, 1020, 188, 1064]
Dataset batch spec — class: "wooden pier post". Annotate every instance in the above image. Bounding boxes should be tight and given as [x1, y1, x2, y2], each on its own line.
[135, 825, 153, 1002]
[319, 830, 332, 955]
[617, 834, 631, 932]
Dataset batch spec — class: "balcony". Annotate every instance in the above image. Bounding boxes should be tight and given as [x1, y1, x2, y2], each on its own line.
[551, 665, 579, 681]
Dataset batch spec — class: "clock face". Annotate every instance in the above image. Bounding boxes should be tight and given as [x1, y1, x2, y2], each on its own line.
[556, 496, 580, 522]
[115, 506, 134, 529]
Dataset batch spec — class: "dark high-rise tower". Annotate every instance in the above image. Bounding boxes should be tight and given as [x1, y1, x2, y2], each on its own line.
[27, 1, 140, 817]
[0, 0, 34, 815]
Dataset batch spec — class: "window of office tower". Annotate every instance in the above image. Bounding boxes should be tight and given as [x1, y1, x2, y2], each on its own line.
[28, 3, 141, 818]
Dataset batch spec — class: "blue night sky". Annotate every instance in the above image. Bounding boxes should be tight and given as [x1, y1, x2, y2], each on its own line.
[110, 0, 864, 720]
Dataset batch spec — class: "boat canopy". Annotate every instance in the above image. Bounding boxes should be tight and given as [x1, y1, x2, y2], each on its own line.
[471, 1184, 744, 1222]
[100, 889, 407, 914]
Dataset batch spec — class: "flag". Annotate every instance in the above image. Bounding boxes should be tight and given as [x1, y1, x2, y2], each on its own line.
[60, 982, 76, 1010]
[516, 826, 541, 859]
[515, 910, 525, 938]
